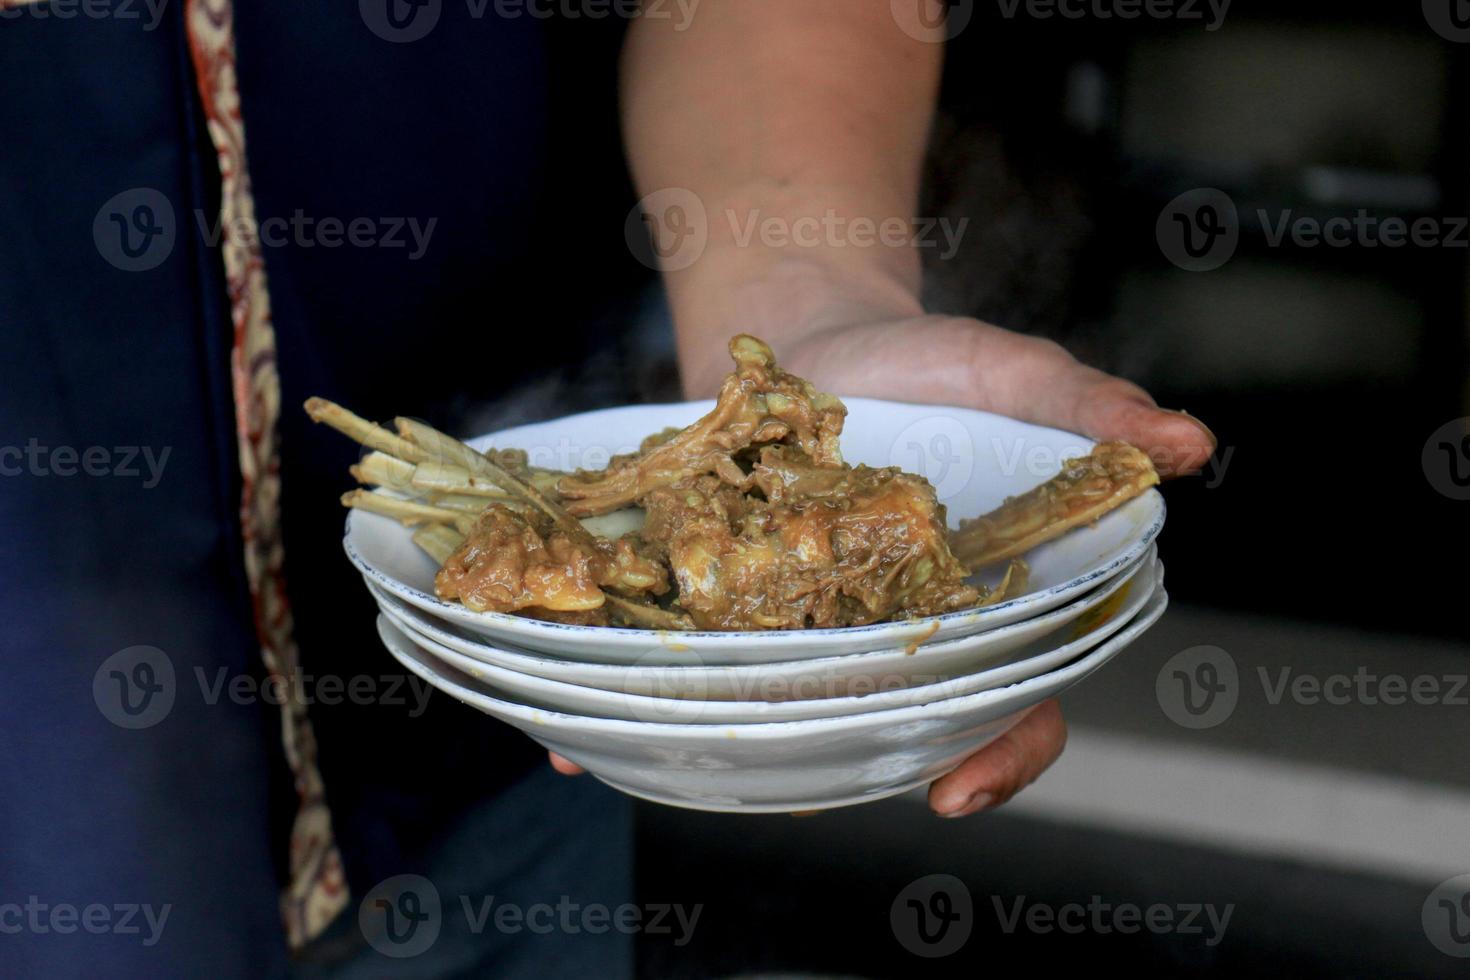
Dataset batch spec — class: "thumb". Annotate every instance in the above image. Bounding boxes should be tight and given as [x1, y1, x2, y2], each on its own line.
[783, 319, 1217, 478]
[951, 322, 1218, 478]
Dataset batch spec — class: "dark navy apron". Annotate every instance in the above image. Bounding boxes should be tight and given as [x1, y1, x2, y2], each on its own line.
[0, 5, 634, 976]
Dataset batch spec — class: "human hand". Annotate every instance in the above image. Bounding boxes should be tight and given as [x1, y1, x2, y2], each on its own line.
[777, 314, 1215, 815]
[549, 314, 1216, 816]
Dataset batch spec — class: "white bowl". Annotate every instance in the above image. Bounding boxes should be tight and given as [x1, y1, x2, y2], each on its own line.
[345, 398, 1165, 663]
[381, 557, 1161, 724]
[374, 586, 1169, 813]
[368, 547, 1157, 708]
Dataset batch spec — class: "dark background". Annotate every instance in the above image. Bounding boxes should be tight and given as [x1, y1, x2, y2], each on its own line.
[251, 3, 1470, 975]
[526, 1, 1470, 641]
[508, 4, 1470, 976]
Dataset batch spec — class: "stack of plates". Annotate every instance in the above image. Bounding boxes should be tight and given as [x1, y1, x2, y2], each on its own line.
[350, 399, 1168, 813]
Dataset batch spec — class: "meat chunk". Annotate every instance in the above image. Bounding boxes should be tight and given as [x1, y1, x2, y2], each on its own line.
[434, 505, 667, 614]
[642, 456, 981, 630]
[556, 335, 847, 516]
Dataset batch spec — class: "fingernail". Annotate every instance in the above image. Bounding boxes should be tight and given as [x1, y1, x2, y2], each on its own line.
[1163, 408, 1217, 446]
[939, 791, 994, 818]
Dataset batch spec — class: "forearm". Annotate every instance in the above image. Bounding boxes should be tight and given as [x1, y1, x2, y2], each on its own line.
[621, 0, 943, 394]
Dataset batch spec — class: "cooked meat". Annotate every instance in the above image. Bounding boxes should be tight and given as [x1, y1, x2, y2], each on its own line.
[319, 334, 1160, 632]
[644, 456, 981, 630]
[556, 335, 847, 516]
[949, 440, 1159, 568]
[435, 505, 667, 614]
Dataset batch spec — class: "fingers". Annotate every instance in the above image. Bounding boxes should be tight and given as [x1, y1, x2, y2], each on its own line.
[962, 325, 1217, 479]
[548, 752, 586, 776]
[782, 318, 1217, 478]
[928, 699, 1067, 817]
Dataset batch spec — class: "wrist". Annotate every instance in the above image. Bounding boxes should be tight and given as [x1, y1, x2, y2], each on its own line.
[669, 249, 925, 396]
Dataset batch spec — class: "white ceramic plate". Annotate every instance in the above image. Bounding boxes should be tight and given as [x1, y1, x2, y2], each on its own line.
[345, 399, 1165, 663]
[374, 587, 1169, 813]
[368, 546, 1156, 704]
[382, 557, 1161, 724]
